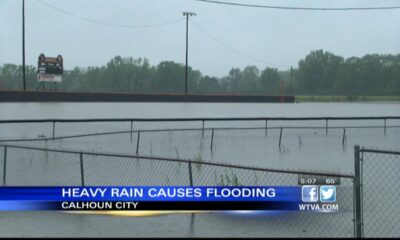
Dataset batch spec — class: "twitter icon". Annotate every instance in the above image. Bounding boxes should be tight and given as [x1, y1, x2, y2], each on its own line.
[320, 186, 336, 202]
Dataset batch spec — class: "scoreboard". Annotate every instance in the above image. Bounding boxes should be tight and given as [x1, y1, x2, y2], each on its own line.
[37, 53, 63, 82]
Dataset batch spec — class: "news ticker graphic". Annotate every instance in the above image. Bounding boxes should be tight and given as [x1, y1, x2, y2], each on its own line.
[0, 186, 339, 212]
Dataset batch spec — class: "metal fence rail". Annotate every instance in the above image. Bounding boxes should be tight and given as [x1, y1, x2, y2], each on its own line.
[1, 125, 399, 143]
[1, 116, 399, 123]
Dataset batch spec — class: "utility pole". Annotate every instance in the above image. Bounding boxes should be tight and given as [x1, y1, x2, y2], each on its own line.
[183, 12, 196, 95]
[22, 0, 26, 91]
[290, 66, 293, 96]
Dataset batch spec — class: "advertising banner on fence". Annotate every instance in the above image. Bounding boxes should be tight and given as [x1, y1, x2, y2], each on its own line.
[0, 186, 339, 212]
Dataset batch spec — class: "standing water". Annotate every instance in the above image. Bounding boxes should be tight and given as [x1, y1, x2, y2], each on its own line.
[0, 102, 399, 237]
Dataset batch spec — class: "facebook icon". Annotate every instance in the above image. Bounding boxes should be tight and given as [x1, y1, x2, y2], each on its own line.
[302, 186, 319, 202]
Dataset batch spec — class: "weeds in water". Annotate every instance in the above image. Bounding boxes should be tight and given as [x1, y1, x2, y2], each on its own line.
[217, 169, 241, 186]
[280, 145, 290, 154]
[150, 142, 153, 156]
[232, 173, 239, 186]
[44, 140, 49, 160]
[174, 147, 180, 159]
[195, 153, 203, 162]
[148, 143, 155, 167]
[298, 136, 303, 148]
[194, 153, 203, 171]
[219, 174, 225, 186]
[174, 147, 182, 174]
[167, 132, 173, 150]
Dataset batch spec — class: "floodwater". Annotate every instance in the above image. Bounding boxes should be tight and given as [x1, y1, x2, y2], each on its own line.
[0, 102, 399, 174]
[0, 102, 399, 237]
[0, 102, 399, 119]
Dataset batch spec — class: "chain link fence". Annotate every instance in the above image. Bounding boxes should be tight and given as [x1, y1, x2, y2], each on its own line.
[357, 147, 400, 238]
[2, 143, 400, 237]
[0, 144, 356, 237]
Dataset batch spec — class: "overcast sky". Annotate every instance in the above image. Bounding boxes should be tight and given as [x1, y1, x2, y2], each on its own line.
[1, 0, 400, 77]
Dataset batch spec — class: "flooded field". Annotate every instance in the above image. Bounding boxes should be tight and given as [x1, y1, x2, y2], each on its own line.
[1, 102, 399, 174]
[0, 102, 399, 237]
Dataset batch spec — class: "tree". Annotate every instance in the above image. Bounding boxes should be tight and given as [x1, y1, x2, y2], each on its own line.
[296, 50, 343, 95]
[154, 61, 185, 93]
[1, 51, 399, 96]
[259, 67, 280, 95]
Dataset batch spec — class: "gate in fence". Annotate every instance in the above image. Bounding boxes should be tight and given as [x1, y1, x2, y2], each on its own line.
[354, 147, 400, 238]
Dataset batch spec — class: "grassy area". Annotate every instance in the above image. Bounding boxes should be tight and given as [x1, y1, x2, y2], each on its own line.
[296, 95, 400, 102]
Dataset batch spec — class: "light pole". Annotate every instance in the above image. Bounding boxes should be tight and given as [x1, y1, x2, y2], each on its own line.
[290, 66, 293, 96]
[22, 0, 26, 91]
[183, 12, 196, 95]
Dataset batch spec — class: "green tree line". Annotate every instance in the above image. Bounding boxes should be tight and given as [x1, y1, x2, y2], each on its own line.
[0, 50, 399, 96]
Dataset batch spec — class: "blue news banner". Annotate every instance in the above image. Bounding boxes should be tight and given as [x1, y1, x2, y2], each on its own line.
[0, 186, 337, 212]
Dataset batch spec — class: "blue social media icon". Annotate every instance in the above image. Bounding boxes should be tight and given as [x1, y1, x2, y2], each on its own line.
[302, 186, 318, 202]
[320, 186, 336, 202]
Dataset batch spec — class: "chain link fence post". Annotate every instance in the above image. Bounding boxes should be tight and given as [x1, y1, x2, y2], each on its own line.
[80, 153, 85, 187]
[384, 119, 386, 136]
[342, 128, 346, 146]
[265, 119, 268, 136]
[202, 120, 205, 137]
[52, 121, 55, 140]
[130, 121, 133, 142]
[354, 145, 363, 238]
[187, 161, 195, 236]
[326, 119, 329, 136]
[136, 131, 141, 154]
[3, 146, 7, 186]
[188, 162, 193, 187]
[210, 128, 214, 150]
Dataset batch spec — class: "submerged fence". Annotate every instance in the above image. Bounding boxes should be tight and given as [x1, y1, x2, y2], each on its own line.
[0, 143, 355, 237]
[0, 117, 398, 171]
[0, 144, 354, 186]
[0, 116, 399, 143]
[0, 143, 399, 237]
